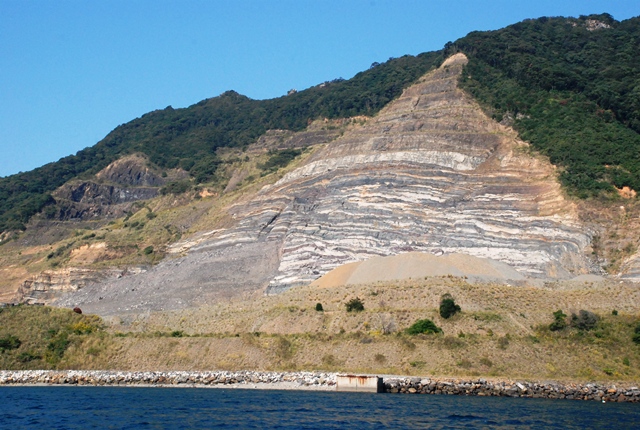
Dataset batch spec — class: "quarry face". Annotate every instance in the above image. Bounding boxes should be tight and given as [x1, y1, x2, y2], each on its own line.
[56, 54, 595, 315]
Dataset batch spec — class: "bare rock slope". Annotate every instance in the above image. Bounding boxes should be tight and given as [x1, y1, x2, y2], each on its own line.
[58, 54, 595, 315]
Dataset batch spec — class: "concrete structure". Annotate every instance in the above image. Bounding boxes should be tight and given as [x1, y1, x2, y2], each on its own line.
[336, 375, 383, 393]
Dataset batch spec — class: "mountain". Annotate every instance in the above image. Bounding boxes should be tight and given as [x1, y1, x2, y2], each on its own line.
[1, 14, 640, 313]
[50, 53, 591, 314]
[0, 53, 443, 232]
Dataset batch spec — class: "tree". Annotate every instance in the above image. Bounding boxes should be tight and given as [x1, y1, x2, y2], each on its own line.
[439, 294, 461, 319]
[571, 310, 598, 331]
[549, 310, 567, 331]
[345, 297, 364, 312]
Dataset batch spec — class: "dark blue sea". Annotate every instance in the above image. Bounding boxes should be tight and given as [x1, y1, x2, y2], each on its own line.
[0, 387, 638, 429]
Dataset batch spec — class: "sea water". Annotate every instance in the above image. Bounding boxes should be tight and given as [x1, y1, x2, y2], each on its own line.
[0, 386, 638, 429]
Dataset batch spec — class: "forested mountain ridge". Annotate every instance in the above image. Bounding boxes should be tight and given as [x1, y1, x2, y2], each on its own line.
[454, 13, 640, 197]
[1, 13, 639, 234]
[0, 53, 443, 232]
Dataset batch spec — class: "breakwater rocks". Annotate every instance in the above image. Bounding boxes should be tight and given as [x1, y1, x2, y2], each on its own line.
[0, 370, 336, 389]
[384, 377, 640, 403]
[2, 370, 638, 402]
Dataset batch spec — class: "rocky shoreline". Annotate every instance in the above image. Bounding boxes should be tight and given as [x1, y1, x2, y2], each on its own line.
[1, 370, 639, 402]
[0, 370, 336, 390]
[384, 376, 640, 403]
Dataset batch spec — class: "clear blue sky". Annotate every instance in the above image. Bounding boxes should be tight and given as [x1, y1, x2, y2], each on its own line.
[1, 0, 638, 177]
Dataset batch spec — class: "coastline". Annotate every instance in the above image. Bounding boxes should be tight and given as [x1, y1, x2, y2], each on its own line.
[1, 370, 639, 402]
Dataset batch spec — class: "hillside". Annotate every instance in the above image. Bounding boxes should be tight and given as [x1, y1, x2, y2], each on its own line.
[1, 13, 640, 384]
[455, 13, 640, 198]
[0, 13, 639, 310]
[0, 53, 443, 232]
[44, 52, 595, 316]
[2, 278, 640, 384]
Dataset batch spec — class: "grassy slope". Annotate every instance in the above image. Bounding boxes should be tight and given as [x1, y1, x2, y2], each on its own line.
[2, 278, 640, 382]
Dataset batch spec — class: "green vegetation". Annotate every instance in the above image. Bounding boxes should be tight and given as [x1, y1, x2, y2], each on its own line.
[571, 310, 599, 331]
[315, 303, 324, 312]
[0, 334, 21, 351]
[258, 149, 302, 174]
[3, 14, 639, 233]
[0, 52, 442, 233]
[0, 305, 104, 369]
[160, 179, 192, 196]
[633, 322, 640, 345]
[549, 309, 568, 331]
[406, 319, 443, 335]
[455, 14, 640, 198]
[345, 297, 365, 312]
[439, 293, 461, 319]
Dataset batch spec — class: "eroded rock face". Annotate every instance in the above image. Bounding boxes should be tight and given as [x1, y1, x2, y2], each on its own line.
[55, 182, 159, 206]
[222, 53, 592, 292]
[58, 54, 595, 314]
[50, 155, 187, 220]
[19, 267, 143, 304]
[95, 155, 170, 187]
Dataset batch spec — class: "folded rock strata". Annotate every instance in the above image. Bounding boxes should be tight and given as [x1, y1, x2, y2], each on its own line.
[57, 53, 595, 314]
[223, 53, 592, 292]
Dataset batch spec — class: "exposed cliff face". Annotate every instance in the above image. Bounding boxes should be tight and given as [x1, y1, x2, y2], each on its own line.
[50, 155, 187, 220]
[18, 267, 144, 304]
[56, 54, 596, 315]
[220, 53, 590, 291]
[95, 155, 171, 186]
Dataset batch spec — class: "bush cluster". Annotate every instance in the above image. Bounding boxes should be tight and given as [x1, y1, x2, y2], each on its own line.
[633, 323, 640, 345]
[439, 294, 461, 319]
[345, 298, 364, 312]
[406, 319, 442, 335]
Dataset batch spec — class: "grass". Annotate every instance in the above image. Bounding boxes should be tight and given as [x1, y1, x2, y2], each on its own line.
[2, 275, 640, 383]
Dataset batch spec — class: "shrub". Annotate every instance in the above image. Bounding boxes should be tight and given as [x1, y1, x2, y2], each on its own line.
[549, 309, 567, 331]
[406, 319, 443, 335]
[633, 323, 640, 345]
[143, 246, 154, 255]
[439, 294, 461, 319]
[0, 334, 21, 351]
[17, 351, 41, 363]
[315, 303, 324, 312]
[479, 357, 493, 367]
[160, 179, 191, 195]
[497, 335, 510, 350]
[571, 310, 599, 331]
[170, 330, 185, 338]
[374, 353, 386, 364]
[345, 297, 364, 312]
[47, 332, 70, 360]
[69, 321, 95, 335]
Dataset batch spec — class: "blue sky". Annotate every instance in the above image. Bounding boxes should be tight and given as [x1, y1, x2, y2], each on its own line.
[1, 0, 638, 177]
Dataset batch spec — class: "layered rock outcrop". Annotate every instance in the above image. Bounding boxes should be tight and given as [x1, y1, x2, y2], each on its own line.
[218, 53, 592, 292]
[18, 267, 144, 304]
[51, 154, 187, 220]
[57, 54, 595, 314]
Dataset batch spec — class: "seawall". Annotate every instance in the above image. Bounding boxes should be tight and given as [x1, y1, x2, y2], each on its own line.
[1, 370, 639, 402]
